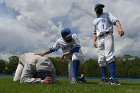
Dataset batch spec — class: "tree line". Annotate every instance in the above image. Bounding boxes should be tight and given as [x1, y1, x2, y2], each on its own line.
[0, 55, 140, 78]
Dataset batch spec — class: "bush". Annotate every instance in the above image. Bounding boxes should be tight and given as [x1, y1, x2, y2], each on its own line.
[4, 56, 19, 74]
[82, 59, 100, 77]
[49, 57, 68, 76]
[0, 60, 6, 73]
[127, 66, 140, 78]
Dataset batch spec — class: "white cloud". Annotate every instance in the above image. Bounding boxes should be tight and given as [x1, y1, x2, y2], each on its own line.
[0, 0, 140, 60]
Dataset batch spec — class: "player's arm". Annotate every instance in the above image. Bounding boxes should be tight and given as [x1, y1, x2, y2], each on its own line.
[60, 46, 80, 60]
[60, 51, 71, 60]
[35, 49, 53, 57]
[93, 33, 97, 48]
[92, 21, 97, 48]
[36, 40, 61, 56]
[115, 21, 124, 37]
[108, 12, 124, 37]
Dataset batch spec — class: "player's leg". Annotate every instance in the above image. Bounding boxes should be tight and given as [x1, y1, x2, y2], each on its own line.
[97, 39, 107, 80]
[68, 60, 73, 82]
[20, 63, 41, 83]
[13, 53, 27, 81]
[72, 59, 80, 79]
[70, 53, 81, 84]
[13, 63, 24, 81]
[105, 34, 120, 85]
[104, 34, 116, 79]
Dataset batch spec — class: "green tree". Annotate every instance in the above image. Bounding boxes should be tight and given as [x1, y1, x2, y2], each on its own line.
[118, 55, 134, 78]
[49, 57, 68, 76]
[128, 66, 140, 78]
[0, 60, 6, 73]
[82, 58, 100, 77]
[5, 56, 19, 74]
[115, 56, 125, 78]
[127, 56, 140, 78]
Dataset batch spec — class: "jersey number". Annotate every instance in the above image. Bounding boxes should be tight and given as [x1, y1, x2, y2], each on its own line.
[102, 19, 106, 29]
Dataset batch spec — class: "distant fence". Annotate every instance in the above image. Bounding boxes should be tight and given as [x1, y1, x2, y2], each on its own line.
[0, 74, 140, 81]
[0, 73, 13, 76]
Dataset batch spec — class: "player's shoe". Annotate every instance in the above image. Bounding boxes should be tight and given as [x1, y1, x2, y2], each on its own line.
[78, 74, 87, 83]
[111, 80, 120, 85]
[70, 77, 78, 84]
[109, 78, 121, 85]
[99, 78, 110, 85]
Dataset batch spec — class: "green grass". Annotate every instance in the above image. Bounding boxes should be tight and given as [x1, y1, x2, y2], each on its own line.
[0, 76, 140, 93]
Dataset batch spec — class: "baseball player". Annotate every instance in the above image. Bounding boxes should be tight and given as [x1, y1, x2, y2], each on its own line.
[93, 4, 124, 85]
[36, 28, 86, 84]
[13, 53, 57, 84]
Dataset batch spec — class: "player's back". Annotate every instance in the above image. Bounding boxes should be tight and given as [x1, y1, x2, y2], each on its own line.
[19, 53, 44, 65]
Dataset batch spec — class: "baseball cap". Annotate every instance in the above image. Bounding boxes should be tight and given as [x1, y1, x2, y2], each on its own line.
[94, 3, 105, 11]
[61, 28, 72, 38]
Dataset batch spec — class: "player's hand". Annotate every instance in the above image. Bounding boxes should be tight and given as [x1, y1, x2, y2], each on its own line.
[35, 53, 44, 57]
[118, 30, 124, 37]
[42, 77, 54, 84]
[93, 42, 97, 48]
[59, 54, 65, 60]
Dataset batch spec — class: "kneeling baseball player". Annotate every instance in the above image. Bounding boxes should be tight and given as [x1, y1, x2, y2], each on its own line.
[36, 28, 86, 84]
[13, 53, 57, 84]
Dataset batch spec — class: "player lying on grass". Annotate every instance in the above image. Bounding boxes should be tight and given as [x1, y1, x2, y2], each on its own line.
[13, 53, 57, 84]
[36, 28, 86, 84]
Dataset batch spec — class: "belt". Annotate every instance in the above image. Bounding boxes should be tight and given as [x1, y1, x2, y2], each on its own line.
[99, 31, 113, 37]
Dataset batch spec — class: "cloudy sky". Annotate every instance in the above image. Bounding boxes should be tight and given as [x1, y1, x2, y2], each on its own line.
[0, 0, 140, 60]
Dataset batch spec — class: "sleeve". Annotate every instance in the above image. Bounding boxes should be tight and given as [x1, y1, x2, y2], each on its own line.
[93, 21, 96, 34]
[70, 34, 81, 53]
[49, 39, 61, 52]
[108, 12, 119, 25]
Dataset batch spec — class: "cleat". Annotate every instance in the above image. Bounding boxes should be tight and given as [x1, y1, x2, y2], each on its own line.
[70, 77, 78, 84]
[78, 74, 87, 83]
[99, 78, 110, 85]
[109, 78, 121, 85]
[111, 80, 120, 85]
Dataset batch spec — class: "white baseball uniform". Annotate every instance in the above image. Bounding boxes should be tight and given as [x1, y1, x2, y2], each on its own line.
[93, 12, 118, 67]
[51, 34, 83, 81]
[13, 53, 39, 81]
[13, 53, 56, 83]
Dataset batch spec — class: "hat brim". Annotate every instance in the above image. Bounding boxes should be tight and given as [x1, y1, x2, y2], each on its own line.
[65, 33, 72, 38]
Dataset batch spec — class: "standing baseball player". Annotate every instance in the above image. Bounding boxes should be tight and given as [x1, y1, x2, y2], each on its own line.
[93, 4, 124, 85]
[13, 53, 57, 84]
[36, 28, 86, 84]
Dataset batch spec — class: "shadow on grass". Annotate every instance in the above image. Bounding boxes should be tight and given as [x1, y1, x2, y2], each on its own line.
[77, 81, 99, 85]
[121, 82, 140, 86]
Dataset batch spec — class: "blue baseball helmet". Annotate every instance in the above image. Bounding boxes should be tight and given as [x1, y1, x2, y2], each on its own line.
[61, 28, 72, 38]
[94, 3, 105, 11]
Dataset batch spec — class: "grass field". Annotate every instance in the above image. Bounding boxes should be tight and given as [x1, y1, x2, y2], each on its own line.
[0, 76, 140, 93]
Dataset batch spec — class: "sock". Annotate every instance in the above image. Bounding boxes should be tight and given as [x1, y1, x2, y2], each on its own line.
[100, 66, 106, 79]
[108, 61, 116, 81]
[72, 60, 80, 79]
